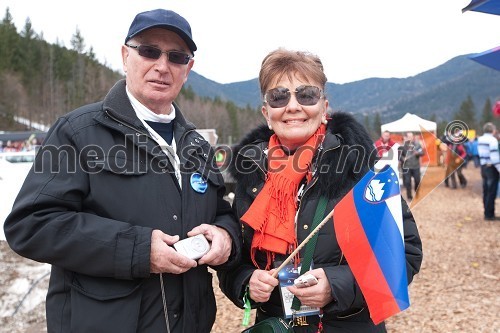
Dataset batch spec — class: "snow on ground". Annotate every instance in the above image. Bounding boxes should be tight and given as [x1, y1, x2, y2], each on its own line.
[0, 157, 32, 240]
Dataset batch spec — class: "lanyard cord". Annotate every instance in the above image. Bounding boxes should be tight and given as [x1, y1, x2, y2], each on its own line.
[291, 196, 328, 311]
[159, 273, 171, 333]
[140, 119, 182, 188]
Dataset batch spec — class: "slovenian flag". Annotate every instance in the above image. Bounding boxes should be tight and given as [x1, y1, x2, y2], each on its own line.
[333, 144, 409, 324]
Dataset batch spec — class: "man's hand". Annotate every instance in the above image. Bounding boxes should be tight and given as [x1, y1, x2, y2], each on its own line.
[187, 224, 232, 266]
[150, 230, 197, 274]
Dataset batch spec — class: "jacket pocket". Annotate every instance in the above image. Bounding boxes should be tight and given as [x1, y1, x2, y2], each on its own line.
[70, 274, 143, 333]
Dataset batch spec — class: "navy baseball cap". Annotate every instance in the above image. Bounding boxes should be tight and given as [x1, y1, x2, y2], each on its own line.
[125, 9, 197, 54]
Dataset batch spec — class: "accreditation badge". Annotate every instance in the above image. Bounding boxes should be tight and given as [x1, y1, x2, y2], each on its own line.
[274, 260, 320, 319]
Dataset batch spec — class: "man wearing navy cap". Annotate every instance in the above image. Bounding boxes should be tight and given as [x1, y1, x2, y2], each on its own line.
[4, 9, 241, 333]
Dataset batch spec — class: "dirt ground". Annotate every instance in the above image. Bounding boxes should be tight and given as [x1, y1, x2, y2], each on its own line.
[1, 166, 499, 333]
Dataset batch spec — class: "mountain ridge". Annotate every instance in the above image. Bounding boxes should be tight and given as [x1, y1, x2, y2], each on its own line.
[185, 54, 500, 123]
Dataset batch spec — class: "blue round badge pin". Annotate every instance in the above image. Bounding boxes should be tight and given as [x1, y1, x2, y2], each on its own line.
[190, 173, 208, 193]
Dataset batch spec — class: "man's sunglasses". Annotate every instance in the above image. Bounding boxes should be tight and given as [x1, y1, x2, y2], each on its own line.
[264, 85, 324, 108]
[125, 44, 191, 65]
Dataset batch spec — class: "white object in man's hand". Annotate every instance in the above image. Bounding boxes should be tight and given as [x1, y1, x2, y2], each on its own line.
[174, 234, 211, 260]
[187, 224, 232, 266]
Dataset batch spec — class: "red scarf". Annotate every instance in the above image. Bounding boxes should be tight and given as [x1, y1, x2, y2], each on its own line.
[241, 125, 326, 269]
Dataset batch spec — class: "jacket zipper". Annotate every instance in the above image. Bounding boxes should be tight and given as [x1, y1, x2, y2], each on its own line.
[106, 109, 175, 333]
[104, 110, 152, 139]
[277, 317, 291, 329]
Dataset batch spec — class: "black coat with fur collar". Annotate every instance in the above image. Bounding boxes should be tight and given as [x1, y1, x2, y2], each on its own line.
[218, 112, 423, 332]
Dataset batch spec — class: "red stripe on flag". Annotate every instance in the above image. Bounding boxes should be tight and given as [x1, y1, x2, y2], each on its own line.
[334, 191, 401, 324]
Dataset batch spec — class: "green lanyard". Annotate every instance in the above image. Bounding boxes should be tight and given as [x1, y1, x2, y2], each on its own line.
[291, 196, 328, 311]
[241, 196, 329, 325]
[242, 285, 252, 326]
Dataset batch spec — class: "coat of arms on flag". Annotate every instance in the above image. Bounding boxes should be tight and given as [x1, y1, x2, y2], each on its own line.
[364, 167, 400, 203]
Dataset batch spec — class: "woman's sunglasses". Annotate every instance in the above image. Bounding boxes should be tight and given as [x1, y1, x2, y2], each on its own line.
[125, 44, 191, 65]
[264, 85, 324, 108]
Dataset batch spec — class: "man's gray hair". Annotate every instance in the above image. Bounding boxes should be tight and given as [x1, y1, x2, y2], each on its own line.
[483, 122, 496, 134]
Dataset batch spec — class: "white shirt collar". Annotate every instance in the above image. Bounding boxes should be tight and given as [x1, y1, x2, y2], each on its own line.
[126, 87, 175, 123]
[125, 86, 182, 187]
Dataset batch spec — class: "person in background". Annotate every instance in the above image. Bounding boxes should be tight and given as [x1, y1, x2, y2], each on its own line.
[470, 136, 480, 168]
[477, 122, 500, 221]
[4, 140, 16, 152]
[218, 48, 422, 332]
[463, 136, 472, 167]
[400, 132, 424, 200]
[4, 9, 241, 333]
[441, 129, 467, 189]
[374, 130, 396, 157]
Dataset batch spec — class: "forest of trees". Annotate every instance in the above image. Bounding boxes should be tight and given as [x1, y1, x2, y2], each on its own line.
[0, 8, 263, 144]
[0, 9, 121, 129]
[178, 87, 263, 144]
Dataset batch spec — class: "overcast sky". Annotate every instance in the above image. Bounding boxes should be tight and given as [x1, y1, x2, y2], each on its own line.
[2, 0, 499, 84]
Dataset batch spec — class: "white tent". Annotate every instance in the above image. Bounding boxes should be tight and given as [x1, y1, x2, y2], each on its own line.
[381, 113, 437, 133]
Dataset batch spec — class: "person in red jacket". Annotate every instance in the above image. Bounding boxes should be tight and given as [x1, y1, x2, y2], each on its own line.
[374, 130, 396, 157]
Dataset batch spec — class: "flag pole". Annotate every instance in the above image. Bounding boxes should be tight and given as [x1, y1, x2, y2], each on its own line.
[271, 208, 334, 278]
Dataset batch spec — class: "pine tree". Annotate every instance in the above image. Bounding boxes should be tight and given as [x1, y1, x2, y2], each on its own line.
[454, 95, 476, 131]
[70, 27, 86, 53]
[226, 101, 239, 142]
[363, 114, 371, 136]
[480, 98, 494, 127]
[0, 8, 20, 71]
[372, 112, 382, 139]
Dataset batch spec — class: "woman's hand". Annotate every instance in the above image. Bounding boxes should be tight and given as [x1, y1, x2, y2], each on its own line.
[248, 269, 279, 303]
[286, 268, 333, 308]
